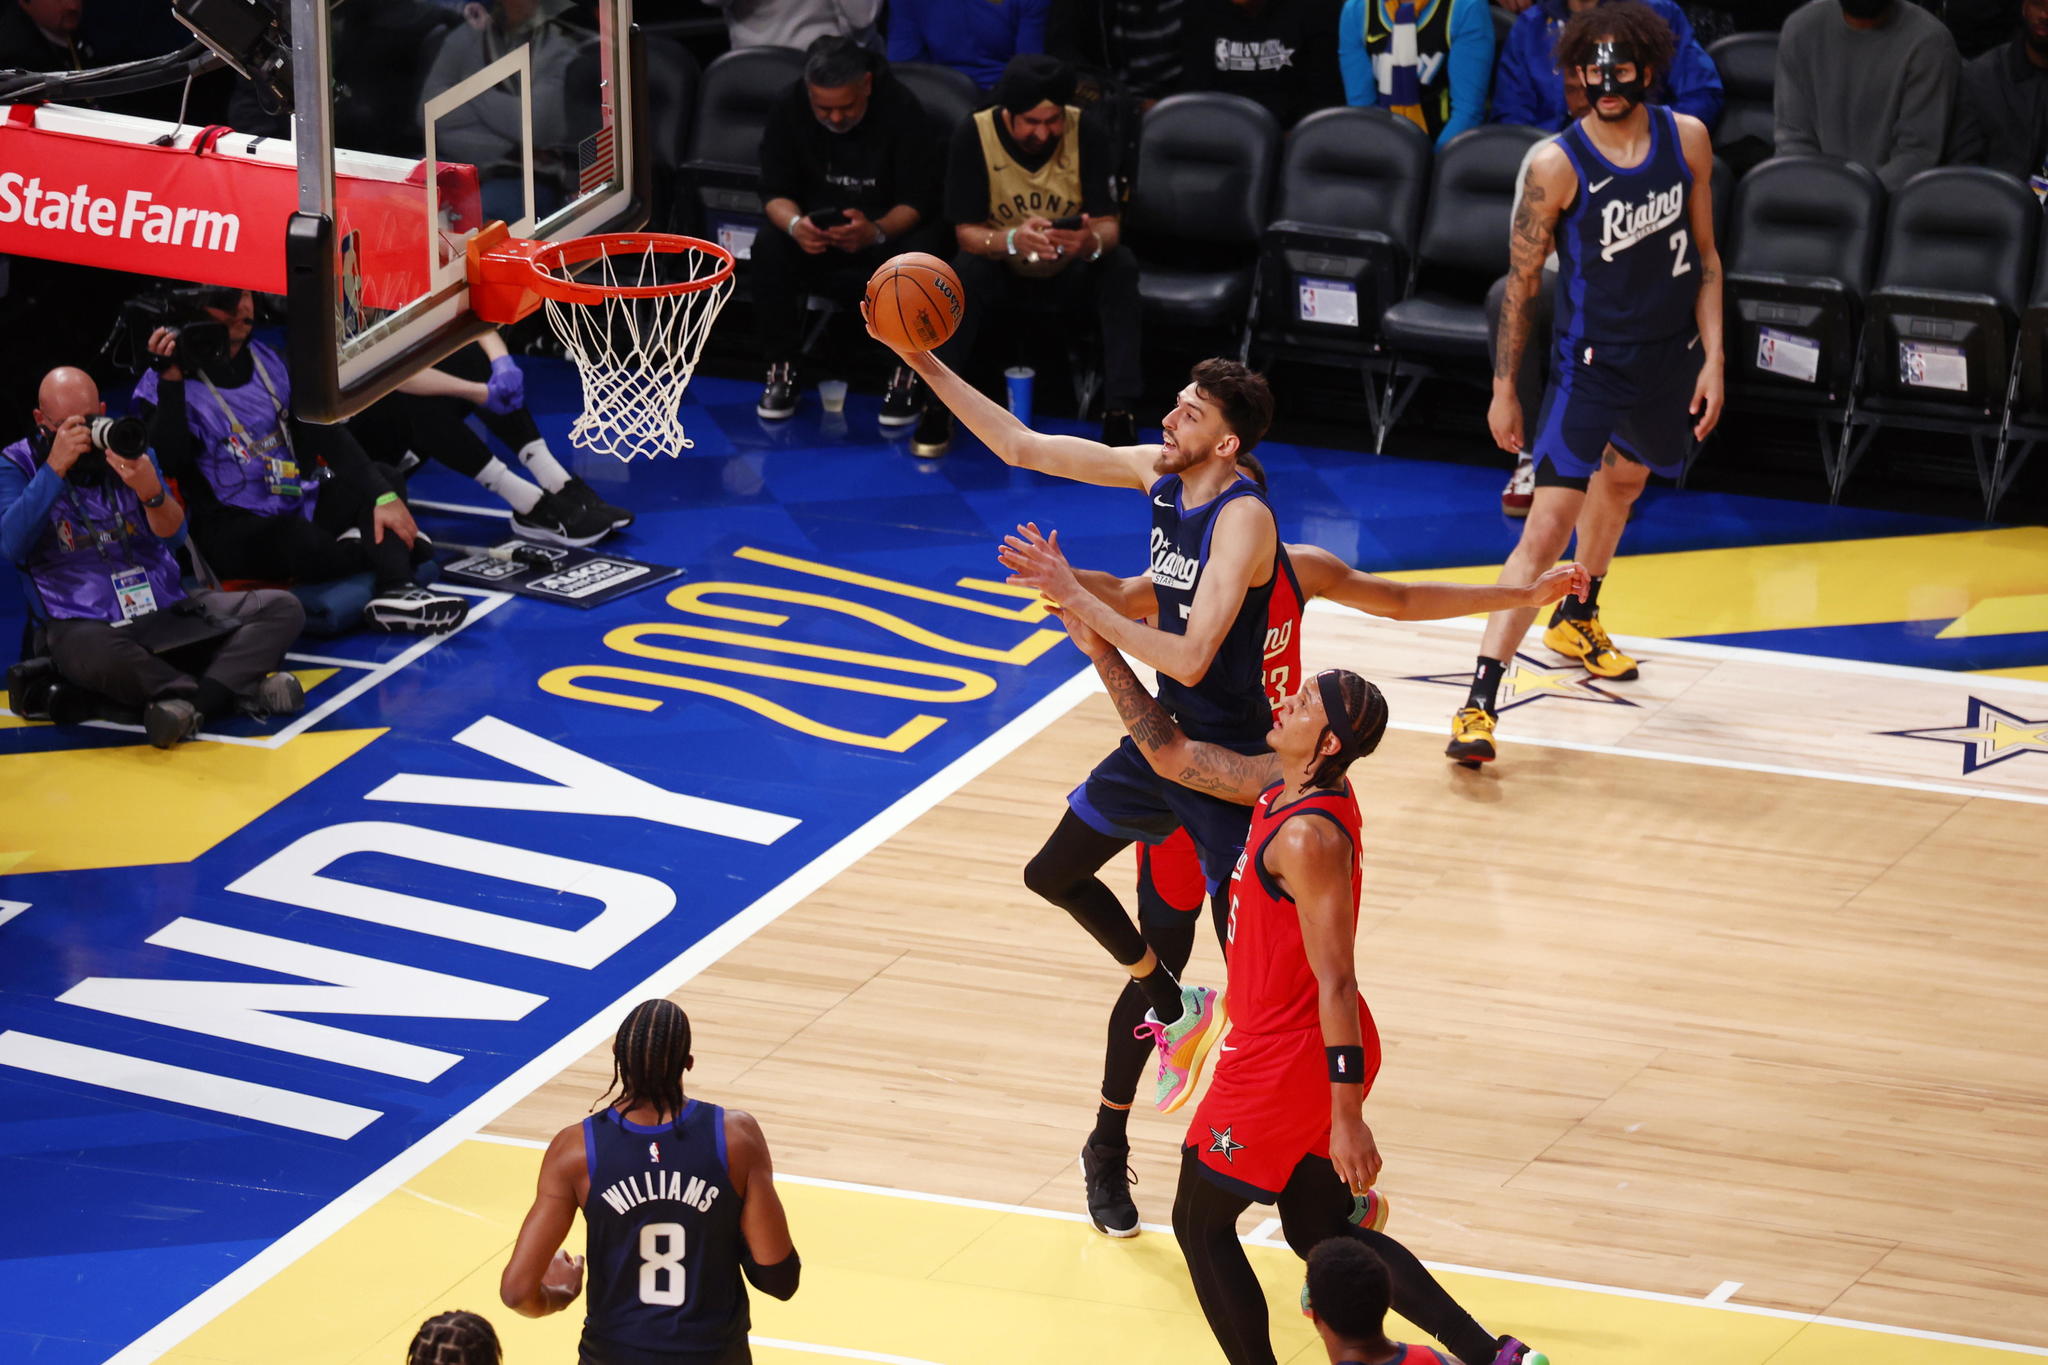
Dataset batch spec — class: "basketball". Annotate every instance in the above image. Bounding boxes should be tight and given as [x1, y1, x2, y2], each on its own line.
[865, 252, 965, 352]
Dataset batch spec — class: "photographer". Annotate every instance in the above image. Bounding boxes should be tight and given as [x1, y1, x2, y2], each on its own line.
[0, 366, 306, 749]
[133, 289, 469, 634]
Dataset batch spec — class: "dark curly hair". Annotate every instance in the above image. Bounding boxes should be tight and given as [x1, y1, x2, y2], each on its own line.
[1304, 1239, 1392, 1341]
[595, 998, 694, 1121]
[1554, 0, 1677, 85]
[407, 1311, 501, 1365]
[1190, 358, 1274, 455]
[1306, 670, 1390, 790]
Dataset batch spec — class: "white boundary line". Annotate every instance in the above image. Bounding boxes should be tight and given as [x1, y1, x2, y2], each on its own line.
[750, 1338, 948, 1365]
[102, 668, 1105, 1365]
[468, 1144, 2048, 1359]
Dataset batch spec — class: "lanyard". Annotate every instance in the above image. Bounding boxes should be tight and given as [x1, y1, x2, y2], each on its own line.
[197, 348, 296, 466]
[55, 478, 144, 570]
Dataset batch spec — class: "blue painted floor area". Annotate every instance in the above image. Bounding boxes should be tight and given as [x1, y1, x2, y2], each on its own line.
[0, 361, 2018, 1364]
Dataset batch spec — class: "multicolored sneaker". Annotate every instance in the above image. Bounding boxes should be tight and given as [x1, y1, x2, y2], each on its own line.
[1135, 984, 1226, 1113]
[1544, 611, 1639, 679]
[1347, 1187, 1391, 1232]
[1491, 1336, 1549, 1365]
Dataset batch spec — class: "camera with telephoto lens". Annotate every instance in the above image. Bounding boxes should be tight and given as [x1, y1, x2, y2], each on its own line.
[88, 416, 149, 458]
[102, 286, 236, 375]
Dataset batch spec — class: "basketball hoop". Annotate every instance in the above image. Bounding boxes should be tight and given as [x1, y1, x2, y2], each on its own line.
[468, 223, 735, 462]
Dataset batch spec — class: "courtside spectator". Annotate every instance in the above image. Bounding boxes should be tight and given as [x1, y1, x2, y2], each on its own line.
[1338, 0, 1495, 146]
[889, 0, 1050, 90]
[1492, 0, 1722, 132]
[700, 0, 881, 50]
[1178, 0, 1346, 128]
[1949, 0, 2048, 187]
[1775, 0, 1957, 192]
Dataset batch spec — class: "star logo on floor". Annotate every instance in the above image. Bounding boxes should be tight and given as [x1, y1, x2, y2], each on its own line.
[1207, 1127, 1246, 1163]
[1404, 651, 1638, 712]
[1883, 698, 2048, 774]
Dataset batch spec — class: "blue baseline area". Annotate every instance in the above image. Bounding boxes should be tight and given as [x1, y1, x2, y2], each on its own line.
[0, 363, 2002, 1365]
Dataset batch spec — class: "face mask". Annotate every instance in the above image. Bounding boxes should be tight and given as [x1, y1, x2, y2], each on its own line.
[1586, 38, 1646, 116]
[1837, 0, 1890, 18]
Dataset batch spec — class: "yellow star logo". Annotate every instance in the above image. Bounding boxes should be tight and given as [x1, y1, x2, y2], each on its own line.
[1885, 699, 2048, 774]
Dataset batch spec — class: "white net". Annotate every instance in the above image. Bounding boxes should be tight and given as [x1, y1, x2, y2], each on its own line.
[538, 239, 734, 462]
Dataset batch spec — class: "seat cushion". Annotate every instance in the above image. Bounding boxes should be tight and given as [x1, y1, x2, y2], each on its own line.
[1137, 264, 1255, 326]
[1379, 290, 1491, 356]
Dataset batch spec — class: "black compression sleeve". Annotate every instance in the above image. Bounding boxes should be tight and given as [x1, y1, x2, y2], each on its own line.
[742, 1249, 801, 1300]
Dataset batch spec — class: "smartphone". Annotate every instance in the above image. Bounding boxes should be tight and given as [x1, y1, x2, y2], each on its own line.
[808, 208, 850, 229]
[1050, 215, 1083, 231]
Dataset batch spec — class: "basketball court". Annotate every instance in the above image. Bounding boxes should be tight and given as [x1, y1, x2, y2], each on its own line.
[2, 5, 2046, 1363]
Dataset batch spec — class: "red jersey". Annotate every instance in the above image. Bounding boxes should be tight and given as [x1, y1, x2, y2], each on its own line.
[1260, 547, 1307, 711]
[1224, 782, 1365, 1035]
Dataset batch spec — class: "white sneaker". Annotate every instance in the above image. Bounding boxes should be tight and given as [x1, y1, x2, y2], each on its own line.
[1502, 456, 1535, 518]
[365, 586, 469, 634]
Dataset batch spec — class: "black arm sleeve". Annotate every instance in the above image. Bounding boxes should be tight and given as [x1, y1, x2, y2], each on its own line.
[943, 116, 992, 226]
[740, 1249, 801, 1301]
[291, 419, 393, 501]
[140, 383, 226, 519]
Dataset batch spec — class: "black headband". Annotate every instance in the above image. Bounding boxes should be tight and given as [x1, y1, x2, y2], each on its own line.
[1316, 670, 1356, 761]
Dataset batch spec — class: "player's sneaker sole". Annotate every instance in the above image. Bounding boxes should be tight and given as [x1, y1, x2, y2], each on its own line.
[365, 589, 470, 634]
[1446, 707, 1497, 767]
[1349, 1187, 1391, 1232]
[1156, 986, 1227, 1114]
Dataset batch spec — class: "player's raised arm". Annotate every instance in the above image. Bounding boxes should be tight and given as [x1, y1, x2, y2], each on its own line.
[863, 305, 1155, 490]
[1490, 142, 1575, 456]
[1288, 544, 1589, 621]
[726, 1109, 801, 1300]
[1678, 113, 1726, 442]
[499, 1125, 587, 1318]
[1271, 818, 1382, 1196]
[1070, 566, 1160, 620]
[1053, 604, 1282, 804]
[1005, 505, 1274, 686]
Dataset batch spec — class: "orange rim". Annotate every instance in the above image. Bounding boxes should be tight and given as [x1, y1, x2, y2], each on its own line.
[470, 225, 735, 307]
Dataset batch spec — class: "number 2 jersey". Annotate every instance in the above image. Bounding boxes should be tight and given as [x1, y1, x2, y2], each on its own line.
[581, 1102, 747, 1365]
[1551, 103, 1697, 346]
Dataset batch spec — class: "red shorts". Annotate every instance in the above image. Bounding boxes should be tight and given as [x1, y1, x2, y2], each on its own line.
[1186, 1008, 1382, 1202]
[1137, 826, 1207, 916]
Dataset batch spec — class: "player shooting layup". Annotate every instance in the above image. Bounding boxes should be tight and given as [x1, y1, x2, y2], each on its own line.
[1449, 1, 1723, 767]
[871, 312, 1281, 1115]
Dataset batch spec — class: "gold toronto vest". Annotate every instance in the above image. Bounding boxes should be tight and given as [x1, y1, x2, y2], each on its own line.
[974, 104, 1084, 279]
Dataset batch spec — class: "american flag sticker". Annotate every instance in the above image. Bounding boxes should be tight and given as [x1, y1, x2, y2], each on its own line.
[578, 119, 615, 196]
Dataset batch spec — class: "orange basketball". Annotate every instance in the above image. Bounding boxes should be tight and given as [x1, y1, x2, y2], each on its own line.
[865, 252, 965, 352]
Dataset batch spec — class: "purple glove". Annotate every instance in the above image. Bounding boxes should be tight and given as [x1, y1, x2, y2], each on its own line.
[484, 353, 525, 414]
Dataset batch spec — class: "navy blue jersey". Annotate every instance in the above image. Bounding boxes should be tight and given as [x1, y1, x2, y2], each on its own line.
[1552, 105, 1698, 346]
[1147, 473, 1277, 745]
[580, 1103, 747, 1364]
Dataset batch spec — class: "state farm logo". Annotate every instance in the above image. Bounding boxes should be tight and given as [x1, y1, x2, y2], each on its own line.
[0, 173, 240, 252]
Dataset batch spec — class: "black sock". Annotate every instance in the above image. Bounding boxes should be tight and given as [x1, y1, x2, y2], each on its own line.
[1466, 656, 1505, 713]
[194, 677, 234, 719]
[1094, 908, 1196, 1148]
[1089, 1099, 1132, 1148]
[1558, 573, 1603, 622]
[1134, 960, 1184, 1022]
[1346, 1226, 1496, 1365]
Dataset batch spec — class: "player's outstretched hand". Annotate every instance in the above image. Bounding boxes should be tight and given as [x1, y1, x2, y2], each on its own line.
[1690, 358, 1726, 442]
[1045, 602, 1110, 659]
[1526, 560, 1592, 607]
[543, 1249, 585, 1303]
[1330, 1114, 1382, 1195]
[1487, 389, 1523, 456]
[998, 521, 1082, 606]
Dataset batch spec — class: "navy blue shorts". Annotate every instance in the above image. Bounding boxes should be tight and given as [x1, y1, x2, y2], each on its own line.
[1531, 330, 1703, 480]
[1070, 736, 1261, 893]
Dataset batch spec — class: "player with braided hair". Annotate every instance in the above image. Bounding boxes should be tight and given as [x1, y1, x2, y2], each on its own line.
[407, 1310, 502, 1365]
[501, 999, 800, 1364]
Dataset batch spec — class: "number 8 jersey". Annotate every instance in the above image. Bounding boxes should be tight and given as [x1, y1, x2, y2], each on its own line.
[581, 1102, 747, 1364]
[1551, 103, 1697, 346]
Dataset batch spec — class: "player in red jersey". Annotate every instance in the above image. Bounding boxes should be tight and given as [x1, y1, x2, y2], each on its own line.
[1049, 609, 1547, 1365]
[1006, 461, 1585, 1238]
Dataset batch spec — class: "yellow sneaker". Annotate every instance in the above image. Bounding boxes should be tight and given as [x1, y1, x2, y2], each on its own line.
[1543, 613, 1639, 679]
[1446, 707, 1497, 765]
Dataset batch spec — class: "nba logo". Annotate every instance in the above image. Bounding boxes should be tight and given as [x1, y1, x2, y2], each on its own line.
[647, 1142, 661, 1163]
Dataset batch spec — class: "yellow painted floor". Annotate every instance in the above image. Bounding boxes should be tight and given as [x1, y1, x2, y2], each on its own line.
[161, 1139, 2044, 1365]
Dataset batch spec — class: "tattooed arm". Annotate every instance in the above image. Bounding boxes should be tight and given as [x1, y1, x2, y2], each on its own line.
[1488, 141, 1575, 456]
[1678, 113, 1725, 442]
[1050, 605, 1283, 805]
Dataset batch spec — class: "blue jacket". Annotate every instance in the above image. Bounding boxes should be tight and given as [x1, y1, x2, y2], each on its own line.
[1338, 0, 1495, 148]
[1490, 0, 1723, 133]
[887, 0, 1049, 91]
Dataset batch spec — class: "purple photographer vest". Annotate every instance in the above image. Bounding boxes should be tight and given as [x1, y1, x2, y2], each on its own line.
[1, 438, 186, 622]
[133, 341, 318, 520]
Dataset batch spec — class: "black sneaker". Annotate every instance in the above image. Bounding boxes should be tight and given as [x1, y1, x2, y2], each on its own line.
[512, 489, 613, 548]
[1101, 409, 1138, 448]
[557, 475, 633, 531]
[1078, 1141, 1140, 1238]
[910, 404, 952, 458]
[878, 365, 921, 428]
[757, 362, 797, 420]
[143, 697, 202, 749]
[237, 671, 305, 719]
[365, 585, 470, 634]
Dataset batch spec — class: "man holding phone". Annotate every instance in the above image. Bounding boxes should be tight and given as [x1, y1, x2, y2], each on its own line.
[756, 35, 941, 424]
[914, 52, 1141, 458]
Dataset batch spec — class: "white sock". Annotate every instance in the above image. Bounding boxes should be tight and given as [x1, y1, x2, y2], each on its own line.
[473, 457, 542, 515]
[518, 439, 572, 494]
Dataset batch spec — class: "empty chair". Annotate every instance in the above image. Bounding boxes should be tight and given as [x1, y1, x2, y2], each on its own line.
[1842, 167, 2038, 507]
[1721, 155, 1884, 479]
[1993, 213, 2048, 517]
[1708, 32, 1776, 174]
[1369, 123, 1543, 449]
[890, 60, 980, 151]
[681, 45, 807, 261]
[1255, 107, 1431, 361]
[1124, 92, 1282, 353]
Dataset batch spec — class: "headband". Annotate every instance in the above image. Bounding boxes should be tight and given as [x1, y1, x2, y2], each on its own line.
[1316, 670, 1356, 763]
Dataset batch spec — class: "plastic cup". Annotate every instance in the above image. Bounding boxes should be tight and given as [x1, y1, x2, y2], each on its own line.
[818, 379, 849, 413]
[1004, 366, 1035, 425]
